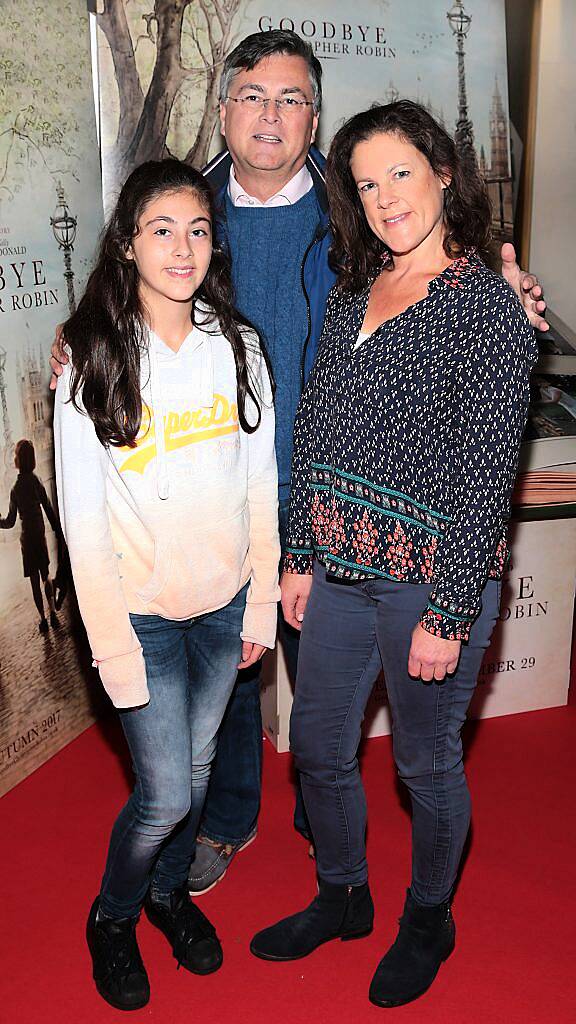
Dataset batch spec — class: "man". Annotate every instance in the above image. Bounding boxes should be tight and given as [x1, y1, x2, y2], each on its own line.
[188, 31, 332, 893]
[51, 30, 547, 900]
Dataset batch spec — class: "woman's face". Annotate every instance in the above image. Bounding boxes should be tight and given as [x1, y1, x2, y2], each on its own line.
[127, 188, 212, 312]
[350, 132, 450, 258]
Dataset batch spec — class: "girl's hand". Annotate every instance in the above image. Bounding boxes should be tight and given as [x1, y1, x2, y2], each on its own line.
[280, 571, 313, 630]
[408, 623, 461, 682]
[238, 641, 267, 670]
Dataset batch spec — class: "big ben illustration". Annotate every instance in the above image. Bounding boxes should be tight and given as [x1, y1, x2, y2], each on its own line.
[489, 76, 509, 179]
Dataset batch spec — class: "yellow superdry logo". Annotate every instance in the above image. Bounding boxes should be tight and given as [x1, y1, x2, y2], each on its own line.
[119, 394, 239, 474]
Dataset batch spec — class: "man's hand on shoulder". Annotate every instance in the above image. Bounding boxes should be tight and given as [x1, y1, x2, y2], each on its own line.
[500, 241, 548, 331]
[49, 324, 69, 390]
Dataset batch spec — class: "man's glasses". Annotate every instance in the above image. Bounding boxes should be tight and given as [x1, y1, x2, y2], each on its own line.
[226, 95, 314, 115]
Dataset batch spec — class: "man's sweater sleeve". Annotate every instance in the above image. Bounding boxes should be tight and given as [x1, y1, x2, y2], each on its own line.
[420, 282, 538, 641]
[53, 364, 149, 708]
[241, 350, 281, 649]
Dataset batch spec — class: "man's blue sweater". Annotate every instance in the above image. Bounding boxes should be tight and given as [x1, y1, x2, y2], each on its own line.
[225, 189, 322, 500]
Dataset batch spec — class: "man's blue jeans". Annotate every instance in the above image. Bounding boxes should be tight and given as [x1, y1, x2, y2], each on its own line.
[199, 498, 309, 845]
[99, 586, 247, 919]
[291, 563, 500, 905]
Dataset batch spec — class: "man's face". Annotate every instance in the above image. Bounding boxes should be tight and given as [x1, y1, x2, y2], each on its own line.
[219, 54, 319, 186]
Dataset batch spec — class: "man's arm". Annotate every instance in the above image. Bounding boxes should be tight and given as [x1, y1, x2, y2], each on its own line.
[500, 241, 548, 331]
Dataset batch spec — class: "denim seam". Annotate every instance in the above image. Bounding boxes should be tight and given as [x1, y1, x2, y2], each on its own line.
[424, 682, 453, 903]
[333, 617, 379, 880]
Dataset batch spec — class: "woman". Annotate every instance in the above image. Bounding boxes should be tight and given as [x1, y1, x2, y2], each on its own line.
[54, 159, 279, 1010]
[250, 101, 537, 1007]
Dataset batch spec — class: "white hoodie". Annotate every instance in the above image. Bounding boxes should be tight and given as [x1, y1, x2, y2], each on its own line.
[54, 306, 280, 709]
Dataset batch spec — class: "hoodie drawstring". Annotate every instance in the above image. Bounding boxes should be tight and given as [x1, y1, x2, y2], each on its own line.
[149, 344, 170, 500]
[199, 334, 214, 409]
[147, 323, 215, 500]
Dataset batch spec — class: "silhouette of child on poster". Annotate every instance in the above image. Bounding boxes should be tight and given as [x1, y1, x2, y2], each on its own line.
[0, 439, 63, 633]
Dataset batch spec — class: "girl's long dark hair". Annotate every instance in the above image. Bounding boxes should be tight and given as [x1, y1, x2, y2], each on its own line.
[63, 159, 272, 447]
[326, 100, 492, 293]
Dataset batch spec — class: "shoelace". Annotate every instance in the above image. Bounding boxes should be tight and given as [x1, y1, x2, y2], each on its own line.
[105, 923, 143, 978]
[173, 901, 216, 969]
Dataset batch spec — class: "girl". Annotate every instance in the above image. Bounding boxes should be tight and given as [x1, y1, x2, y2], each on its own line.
[0, 438, 59, 633]
[54, 160, 279, 1011]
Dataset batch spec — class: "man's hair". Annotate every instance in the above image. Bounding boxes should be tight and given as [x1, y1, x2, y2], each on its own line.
[219, 30, 322, 113]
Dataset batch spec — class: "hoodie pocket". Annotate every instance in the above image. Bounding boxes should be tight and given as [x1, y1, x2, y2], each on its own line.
[135, 509, 249, 619]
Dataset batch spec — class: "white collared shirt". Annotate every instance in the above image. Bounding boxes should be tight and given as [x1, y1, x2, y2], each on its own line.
[228, 164, 313, 208]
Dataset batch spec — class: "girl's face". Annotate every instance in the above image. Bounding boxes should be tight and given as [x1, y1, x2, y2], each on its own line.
[350, 132, 450, 258]
[127, 188, 212, 313]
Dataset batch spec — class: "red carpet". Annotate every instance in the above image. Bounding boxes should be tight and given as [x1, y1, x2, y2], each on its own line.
[1, 706, 575, 1023]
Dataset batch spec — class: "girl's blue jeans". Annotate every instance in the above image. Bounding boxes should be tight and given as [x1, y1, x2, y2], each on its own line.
[290, 563, 500, 906]
[99, 585, 247, 919]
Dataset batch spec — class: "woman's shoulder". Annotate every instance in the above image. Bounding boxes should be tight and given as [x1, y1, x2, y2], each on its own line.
[449, 254, 537, 363]
[447, 253, 534, 339]
[452, 253, 524, 313]
[323, 280, 366, 322]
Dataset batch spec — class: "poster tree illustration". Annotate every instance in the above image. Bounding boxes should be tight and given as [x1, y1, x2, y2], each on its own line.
[96, 0, 513, 240]
[96, 0, 243, 201]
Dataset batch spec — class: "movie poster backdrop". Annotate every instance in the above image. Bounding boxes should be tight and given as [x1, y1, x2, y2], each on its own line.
[0, 0, 104, 795]
[94, 0, 513, 239]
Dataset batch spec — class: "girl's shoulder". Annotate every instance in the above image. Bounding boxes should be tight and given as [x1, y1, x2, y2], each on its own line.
[195, 300, 260, 355]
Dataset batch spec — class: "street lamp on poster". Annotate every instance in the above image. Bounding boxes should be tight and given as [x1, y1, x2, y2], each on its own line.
[0, 345, 15, 472]
[50, 184, 77, 315]
[447, 0, 477, 171]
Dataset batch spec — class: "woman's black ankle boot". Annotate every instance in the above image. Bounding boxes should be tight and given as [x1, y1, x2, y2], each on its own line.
[369, 889, 455, 1007]
[250, 878, 374, 961]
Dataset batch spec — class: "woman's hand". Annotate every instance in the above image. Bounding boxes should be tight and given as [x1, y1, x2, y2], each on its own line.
[408, 623, 461, 682]
[280, 571, 313, 630]
[238, 641, 267, 670]
[49, 324, 68, 390]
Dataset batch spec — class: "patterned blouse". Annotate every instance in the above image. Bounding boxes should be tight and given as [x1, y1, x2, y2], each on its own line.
[284, 251, 538, 641]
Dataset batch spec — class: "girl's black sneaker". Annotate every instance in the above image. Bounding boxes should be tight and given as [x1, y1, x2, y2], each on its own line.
[145, 883, 223, 974]
[86, 897, 150, 1011]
